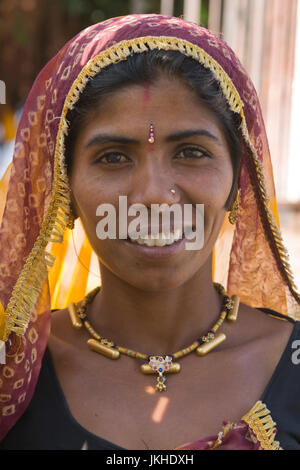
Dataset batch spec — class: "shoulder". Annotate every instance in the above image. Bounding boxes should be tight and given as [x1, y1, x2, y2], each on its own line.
[244, 307, 300, 449]
[50, 307, 72, 339]
[221, 302, 297, 373]
[226, 302, 296, 340]
[49, 306, 85, 358]
[49, 303, 96, 361]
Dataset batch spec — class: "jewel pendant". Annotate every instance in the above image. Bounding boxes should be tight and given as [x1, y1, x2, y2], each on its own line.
[148, 355, 173, 392]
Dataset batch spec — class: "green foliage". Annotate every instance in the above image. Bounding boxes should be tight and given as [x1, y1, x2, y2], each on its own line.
[58, 0, 196, 26]
[1, 0, 209, 107]
[59, 0, 131, 22]
[201, 0, 209, 27]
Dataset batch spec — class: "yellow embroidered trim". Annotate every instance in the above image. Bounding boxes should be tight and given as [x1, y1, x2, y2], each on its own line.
[242, 400, 282, 450]
[2, 35, 300, 340]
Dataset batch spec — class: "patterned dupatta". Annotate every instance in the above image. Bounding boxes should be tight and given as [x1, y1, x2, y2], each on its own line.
[0, 14, 299, 447]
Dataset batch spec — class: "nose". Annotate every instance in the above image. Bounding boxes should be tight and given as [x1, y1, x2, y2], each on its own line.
[126, 158, 180, 235]
[128, 159, 179, 208]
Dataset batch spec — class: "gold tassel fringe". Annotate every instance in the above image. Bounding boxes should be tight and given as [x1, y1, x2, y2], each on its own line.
[242, 400, 282, 450]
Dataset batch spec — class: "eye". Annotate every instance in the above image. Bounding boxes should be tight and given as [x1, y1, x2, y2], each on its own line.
[94, 152, 130, 165]
[175, 147, 210, 160]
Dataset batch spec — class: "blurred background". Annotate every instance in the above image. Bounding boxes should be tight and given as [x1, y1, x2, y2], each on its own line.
[0, 0, 299, 288]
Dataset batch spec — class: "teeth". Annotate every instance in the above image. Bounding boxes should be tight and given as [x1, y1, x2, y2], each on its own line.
[128, 229, 183, 247]
[173, 229, 182, 241]
[155, 236, 166, 247]
[138, 238, 155, 247]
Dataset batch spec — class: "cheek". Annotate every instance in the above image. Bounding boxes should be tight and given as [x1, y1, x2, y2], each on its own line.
[180, 163, 233, 208]
[70, 173, 122, 255]
[71, 165, 120, 215]
[179, 164, 232, 246]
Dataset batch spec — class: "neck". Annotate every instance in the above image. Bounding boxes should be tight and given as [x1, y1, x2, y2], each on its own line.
[86, 255, 224, 355]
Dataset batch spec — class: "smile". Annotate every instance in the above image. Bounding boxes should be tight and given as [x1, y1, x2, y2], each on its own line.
[128, 229, 182, 247]
[123, 230, 189, 260]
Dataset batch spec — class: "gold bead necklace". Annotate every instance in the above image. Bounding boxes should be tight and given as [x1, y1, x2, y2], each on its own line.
[68, 283, 240, 392]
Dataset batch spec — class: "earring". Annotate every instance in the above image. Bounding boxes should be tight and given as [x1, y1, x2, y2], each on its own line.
[228, 189, 240, 225]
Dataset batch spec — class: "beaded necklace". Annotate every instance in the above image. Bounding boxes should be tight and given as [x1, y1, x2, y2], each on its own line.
[68, 283, 240, 392]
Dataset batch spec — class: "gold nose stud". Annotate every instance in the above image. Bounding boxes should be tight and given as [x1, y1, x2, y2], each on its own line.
[170, 189, 176, 195]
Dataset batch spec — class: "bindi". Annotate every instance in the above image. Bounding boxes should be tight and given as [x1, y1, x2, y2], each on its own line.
[143, 84, 155, 149]
[148, 123, 155, 144]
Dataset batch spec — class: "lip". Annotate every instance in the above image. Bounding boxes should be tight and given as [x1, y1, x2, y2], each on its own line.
[122, 235, 187, 259]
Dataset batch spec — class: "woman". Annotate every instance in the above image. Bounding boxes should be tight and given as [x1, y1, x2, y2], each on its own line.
[0, 14, 300, 450]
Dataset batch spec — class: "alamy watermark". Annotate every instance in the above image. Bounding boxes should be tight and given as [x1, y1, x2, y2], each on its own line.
[291, 340, 300, 365]
[0, 341, 5, 364]
[95, 196, 204, 251]
[0, 80, 6, 104]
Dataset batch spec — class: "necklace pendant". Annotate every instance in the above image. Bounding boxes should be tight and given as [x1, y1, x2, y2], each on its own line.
[156, 373, 167, 392]
[148, 355, 173, 392]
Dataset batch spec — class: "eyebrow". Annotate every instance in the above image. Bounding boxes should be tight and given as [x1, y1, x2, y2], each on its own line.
[85, 129, 220, 148]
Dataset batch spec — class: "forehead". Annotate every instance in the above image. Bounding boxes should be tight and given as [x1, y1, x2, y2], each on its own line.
[77, 76, 228, 142]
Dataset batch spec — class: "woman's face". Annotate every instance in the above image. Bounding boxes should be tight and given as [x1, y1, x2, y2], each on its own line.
[69, 75, 234, 291]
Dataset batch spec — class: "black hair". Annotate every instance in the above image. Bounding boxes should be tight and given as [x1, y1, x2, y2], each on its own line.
[65, 49, 242, 209]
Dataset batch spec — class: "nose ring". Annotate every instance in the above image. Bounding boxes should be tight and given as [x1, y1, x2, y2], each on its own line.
[170, 189, 176, 195]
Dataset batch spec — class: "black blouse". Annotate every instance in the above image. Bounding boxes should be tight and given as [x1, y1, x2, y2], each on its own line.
[1, 309, 300, 450]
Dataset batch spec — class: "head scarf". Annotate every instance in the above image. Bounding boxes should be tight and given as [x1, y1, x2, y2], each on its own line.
[0, 13, 299, 440]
